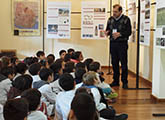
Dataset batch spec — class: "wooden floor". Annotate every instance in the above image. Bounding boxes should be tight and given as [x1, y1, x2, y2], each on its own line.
[103, 68, 165, 120]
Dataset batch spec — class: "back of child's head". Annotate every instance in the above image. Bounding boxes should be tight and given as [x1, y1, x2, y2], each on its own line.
[75, 68, 86, 84]
[75, 87, 93, 99]
[59, 73, 75, 91]
[84, 58, 94, 71]
[72, 51, 83, 61]
[1, 56, 11, 68]
[3, 98, 29, 120]
[36, 51, 45, 58]
[1, 66, 15, 79]
[67, 48, 75, 55]
[64, 53, 71, 62]
[23, 57, 34, 66]
[88, 62, 100, 72]
[83, 72, 97, 86]
[21, 88, 41, 112]
[76, 62, 86, 69]
[16, 63, 28, 75]
[11, 57, 19, 66]
[13, 75, 33, 93]
[63, 61, 75, 73]
[70, 93, 97, 120]
[50, 59, 64, 74]
[29, 63, 41, 76]
[39, 59, 49, 68]
[47, 54, 55, 66]
[39, 68, 53, 81]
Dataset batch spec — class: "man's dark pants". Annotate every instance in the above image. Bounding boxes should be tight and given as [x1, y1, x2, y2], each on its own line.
[110, 41, 128, 85]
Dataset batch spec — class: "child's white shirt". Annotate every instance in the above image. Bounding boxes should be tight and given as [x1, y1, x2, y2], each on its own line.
[27, 111, 47, 120]
[55, 90, 75, 120]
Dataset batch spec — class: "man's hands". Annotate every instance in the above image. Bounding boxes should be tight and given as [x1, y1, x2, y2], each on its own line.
[104, 30, 110, 37]
[112, 32, 121, 40]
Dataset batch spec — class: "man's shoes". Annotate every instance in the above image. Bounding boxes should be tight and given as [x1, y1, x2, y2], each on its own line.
[110, 82, 120, 87]
[122, 84, 128, 89]
[114, 113, 128, 120]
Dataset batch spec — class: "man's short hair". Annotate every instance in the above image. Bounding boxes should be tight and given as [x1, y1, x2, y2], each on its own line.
[3, 98, 29, 120]
[113, 4, 122, 12]
[21, 88, 41, 111]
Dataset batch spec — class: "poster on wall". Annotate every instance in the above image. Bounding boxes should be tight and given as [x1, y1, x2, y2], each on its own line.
[12, 0, 41, 36]
[127, 0, 136, 42]
[47, 2, 71, 39]
[140, 0, 151, 46]
[120, 0, 127, 15]
[81, 2, 107, 39]
[155, 0, 165, 48]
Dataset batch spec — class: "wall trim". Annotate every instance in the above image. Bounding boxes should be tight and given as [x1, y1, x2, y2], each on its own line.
[151, 94, 165, 103]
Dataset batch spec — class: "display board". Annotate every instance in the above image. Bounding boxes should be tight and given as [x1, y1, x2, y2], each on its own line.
[127, 0, 137, 42]
[140, 0, 151, 46]
[47, 2, 71, 39]
[12, 0, 41, 36]
[81, 1, 107, 39]
[155, 0, 165, 48]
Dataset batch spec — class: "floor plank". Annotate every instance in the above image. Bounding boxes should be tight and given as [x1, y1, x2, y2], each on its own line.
[102, 68, 165, 120]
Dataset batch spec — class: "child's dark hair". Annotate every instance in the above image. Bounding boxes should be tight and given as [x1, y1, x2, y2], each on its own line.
[59, 50, 66, 56]
[75, 68, 86, 84]
[71, 93, 97, 120]
[23, 57, 34, 66]
[59, 73, 75, 91]
[11, 57, 18, 66]
[76, 62, 86, 69]
[64, 53, 71, 62]
[72, 51, 82, 60]
[1, 56, 11, 68]
[39, 68, 53, 81]
[47, 54, 55, 65]
[29, 63, 41, 76]
[50, 59, 63, 74]
[39, 59, 47, 68]
[3, 98, 29, 120]
[1, 66, 15, 78]
[12, 75, 33, 93]
[67, 48, 75, 54]
[36, 51, 45, 57]
[89, 62, 100, 72]
[21, 88, 41, 111]
[15, 63, 28, 74]
[63, 61, 75, 73]
[84, 58, 94, 71]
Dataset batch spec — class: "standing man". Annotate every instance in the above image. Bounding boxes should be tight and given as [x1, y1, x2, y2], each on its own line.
[105, 4, 132, 89]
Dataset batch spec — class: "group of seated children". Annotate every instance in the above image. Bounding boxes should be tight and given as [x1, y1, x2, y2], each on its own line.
[0, 48, 127, 120]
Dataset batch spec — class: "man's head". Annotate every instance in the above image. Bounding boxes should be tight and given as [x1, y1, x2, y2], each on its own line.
[113, 4, 122, 18]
